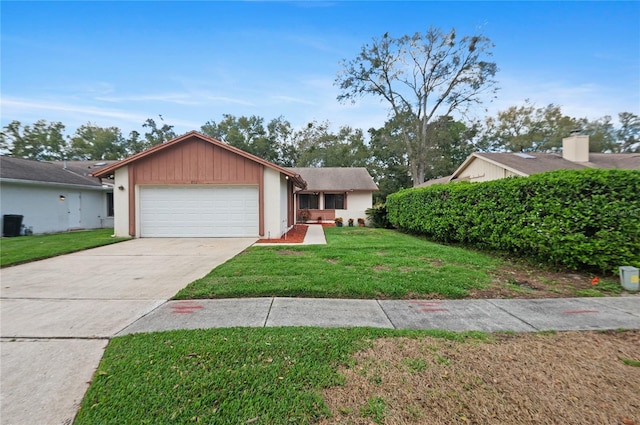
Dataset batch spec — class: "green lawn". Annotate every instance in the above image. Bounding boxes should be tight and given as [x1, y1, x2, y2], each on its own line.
[175, 227, 500, 300]
[74, 327, 485, 425]
[0, 229, 129, 267]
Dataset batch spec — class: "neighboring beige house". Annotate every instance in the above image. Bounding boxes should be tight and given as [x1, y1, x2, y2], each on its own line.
[418, 135, 640, 187]
[92, 131, 307, 239]
[289, 167, 379, 224]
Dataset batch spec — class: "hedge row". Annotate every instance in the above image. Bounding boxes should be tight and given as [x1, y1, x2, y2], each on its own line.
[386, 169, 640, 273]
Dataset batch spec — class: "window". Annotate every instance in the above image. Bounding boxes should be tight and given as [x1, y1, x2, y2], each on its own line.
[106, 192, 114, 217]
[299, 193, 319, 209]
[324, 193, 345, 210]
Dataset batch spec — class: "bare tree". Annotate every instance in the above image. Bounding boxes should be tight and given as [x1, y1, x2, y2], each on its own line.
[336, 27, 498, 185]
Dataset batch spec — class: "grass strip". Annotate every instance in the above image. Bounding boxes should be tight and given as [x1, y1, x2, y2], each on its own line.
[74, 327, 485, 425]
[175, 227, 499, 299]
[0, 229, 129, 267]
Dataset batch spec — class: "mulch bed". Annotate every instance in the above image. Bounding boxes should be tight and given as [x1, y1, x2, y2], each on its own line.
[255, 224, 308, 243]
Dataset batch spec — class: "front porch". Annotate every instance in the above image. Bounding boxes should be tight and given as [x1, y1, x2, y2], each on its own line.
[297, 209, 336, 223]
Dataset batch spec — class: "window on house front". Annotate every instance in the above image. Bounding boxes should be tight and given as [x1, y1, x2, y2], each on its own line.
[299, 193, 319, 209]
[324, 193, 345, 209]
[106, 192, 114, 217]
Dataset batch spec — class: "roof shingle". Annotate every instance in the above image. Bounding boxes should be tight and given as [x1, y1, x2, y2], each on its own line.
[289, 167, 378, 192]
[0, 156, 105, 187]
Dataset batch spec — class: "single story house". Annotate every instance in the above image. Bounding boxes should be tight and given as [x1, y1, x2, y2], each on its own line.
[418, 134, 640, 187]
[0, 156, 114, 235]
[91, 131, 307, 239]
[289, 167, 379, 224]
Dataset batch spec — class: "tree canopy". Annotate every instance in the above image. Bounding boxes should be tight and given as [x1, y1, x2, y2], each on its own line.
[336, 27, 498, 185]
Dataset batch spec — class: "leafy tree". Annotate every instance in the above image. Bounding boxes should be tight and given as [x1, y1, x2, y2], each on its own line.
[142, 116, 176, 150]
[368, 115, 477, 198]
[336, 27, 498, 185]
[481, 103, 631, 153]
[267, 116, 298, 166]
[581, 115, 617, 152]
[67, 123, 127, 160]
[0, 119, 67, 160]
[423, 116, 478, 179]
[201, 114, 288, 164]
[367, 124, 412, 202]
[124, 130, 147, 156]
[617, 112, 640, 152]
[293, 121, 370, 168]
[481, 102, 579, 152]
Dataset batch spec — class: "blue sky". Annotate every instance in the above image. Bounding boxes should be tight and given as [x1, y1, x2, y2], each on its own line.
[1, 1, 639, 137]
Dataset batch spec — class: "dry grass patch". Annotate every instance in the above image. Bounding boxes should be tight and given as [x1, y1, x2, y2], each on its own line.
[276, 250, 306, 256]
[374, 265, 392, 272]
[320, 331, 640, 425]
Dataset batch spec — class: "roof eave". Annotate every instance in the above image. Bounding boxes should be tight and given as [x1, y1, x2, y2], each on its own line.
[91, 131, 308, 188]
[0, 177, 109, 190]
[452, 153, 530, 179]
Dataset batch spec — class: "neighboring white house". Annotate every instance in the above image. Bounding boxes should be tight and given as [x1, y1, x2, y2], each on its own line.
[0, 156, 114, 235]
[418, 134, 640, 187]
[91, 131, 307, 239]
[289, 167, 379, 224]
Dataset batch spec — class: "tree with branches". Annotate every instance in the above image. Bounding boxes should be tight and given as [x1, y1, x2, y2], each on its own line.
[336, 27, 498, 185]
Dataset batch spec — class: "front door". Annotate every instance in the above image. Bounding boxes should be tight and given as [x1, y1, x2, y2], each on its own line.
[67, 192, 82, 229]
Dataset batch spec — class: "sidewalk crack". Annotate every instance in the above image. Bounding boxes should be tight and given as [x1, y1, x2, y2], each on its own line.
[376, 300, 397, 329]
[486, 300, 539, 331]
[264, 297, 275, 327]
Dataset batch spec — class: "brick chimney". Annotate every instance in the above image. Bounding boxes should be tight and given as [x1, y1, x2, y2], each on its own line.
[562, 134, 589, 162]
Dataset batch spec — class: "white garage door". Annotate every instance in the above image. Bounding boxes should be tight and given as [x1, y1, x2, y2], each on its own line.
[139, 186, 259, 237]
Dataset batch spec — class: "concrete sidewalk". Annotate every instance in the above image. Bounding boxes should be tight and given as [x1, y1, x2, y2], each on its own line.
[119, 295, 640, 336]
[0, 237, 257, 425]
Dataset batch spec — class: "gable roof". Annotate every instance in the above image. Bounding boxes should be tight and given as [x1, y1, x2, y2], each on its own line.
[464, 152, 586, 177]
[446, 151, 640, 183]
[51, 160, 118, 180]
[289, 167, 379, 192]
[91, 131, 307, 189]
[415, 175, 452, 188]
[0, 156, 106, 187]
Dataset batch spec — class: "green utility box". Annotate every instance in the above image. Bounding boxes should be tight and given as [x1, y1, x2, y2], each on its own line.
[619, 266, 639, 292]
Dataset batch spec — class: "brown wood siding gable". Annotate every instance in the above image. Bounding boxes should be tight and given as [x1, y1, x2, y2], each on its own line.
[133, 137, 262, 185]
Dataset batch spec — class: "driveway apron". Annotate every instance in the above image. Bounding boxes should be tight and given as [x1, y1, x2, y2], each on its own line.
[0, 237, 255, 425]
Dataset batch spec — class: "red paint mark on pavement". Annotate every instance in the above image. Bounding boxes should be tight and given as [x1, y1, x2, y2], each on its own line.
[171, 303, 203, 314]
[562, 310, 599, 314]
[409, 301, 449, 313]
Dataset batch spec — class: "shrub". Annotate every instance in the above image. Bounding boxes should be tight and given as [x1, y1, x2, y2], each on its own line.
[365, 204, 393, 228]
[386, 169, 640, 274]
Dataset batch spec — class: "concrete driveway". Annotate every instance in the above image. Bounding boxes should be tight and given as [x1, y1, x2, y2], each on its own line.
[0, 237, 255, 425]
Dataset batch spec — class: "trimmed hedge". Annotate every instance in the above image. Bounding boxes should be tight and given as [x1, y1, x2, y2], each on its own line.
[387, 169, 640, 273]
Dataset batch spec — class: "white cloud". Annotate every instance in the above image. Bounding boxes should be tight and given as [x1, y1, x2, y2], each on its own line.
[95, 92, 255, 107]
[487, 73, 640, 121]
[0, 97, 201, 134]
[270, 95, 316, 106]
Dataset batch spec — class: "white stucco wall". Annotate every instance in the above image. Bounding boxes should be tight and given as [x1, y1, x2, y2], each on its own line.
[335, 191, 373, 224]
[280, 175, 289, 236]
[0, 180, 111, 235]
[113, 166, 130, 237]
[262, 167, 287, 239]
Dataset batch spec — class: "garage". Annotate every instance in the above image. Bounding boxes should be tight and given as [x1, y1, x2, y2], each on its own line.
[91, 131, 306, 238]
[139, 185, 259, 237]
